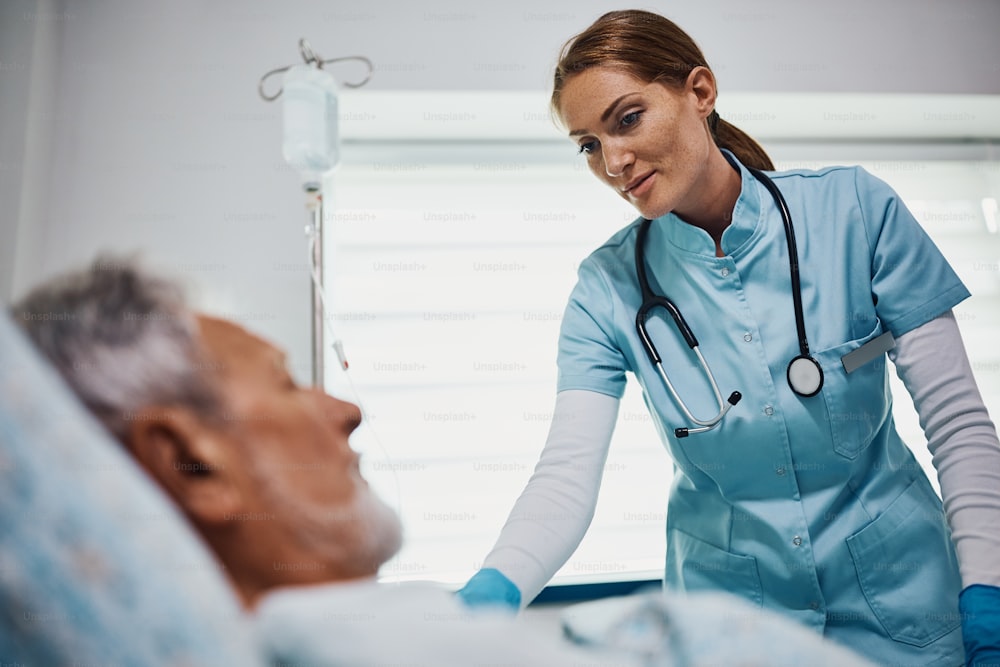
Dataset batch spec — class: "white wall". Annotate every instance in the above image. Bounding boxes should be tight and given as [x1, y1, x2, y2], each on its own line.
[0, 0, 58, 302]
[2, 0, 999, 379]
[0, 0, 32, 300]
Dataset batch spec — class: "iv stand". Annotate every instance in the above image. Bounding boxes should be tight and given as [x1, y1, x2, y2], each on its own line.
[306, 183, 324, 388]
[258, 40, 372, 388]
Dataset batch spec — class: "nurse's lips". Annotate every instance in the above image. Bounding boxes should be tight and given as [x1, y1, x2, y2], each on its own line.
[623, 171, 655, 198]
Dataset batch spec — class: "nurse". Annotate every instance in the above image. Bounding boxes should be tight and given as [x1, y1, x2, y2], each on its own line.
[457, 9, 1000, 666]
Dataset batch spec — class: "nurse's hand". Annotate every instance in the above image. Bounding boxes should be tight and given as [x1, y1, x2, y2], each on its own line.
[455, 568, 521, 612]
[960, 584, 1000, 666]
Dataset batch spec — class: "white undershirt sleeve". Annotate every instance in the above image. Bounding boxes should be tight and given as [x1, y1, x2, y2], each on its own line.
[482, 389, 620, 606]
[889, 310, 1000, 588]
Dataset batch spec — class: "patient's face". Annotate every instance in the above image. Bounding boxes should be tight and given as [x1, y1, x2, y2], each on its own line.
[197, 316, 401, 582]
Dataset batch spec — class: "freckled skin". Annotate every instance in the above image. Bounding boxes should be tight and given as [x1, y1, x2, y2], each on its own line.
[558, 66, 742, 251]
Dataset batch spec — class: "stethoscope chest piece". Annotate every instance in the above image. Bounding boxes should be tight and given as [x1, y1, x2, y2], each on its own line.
[787, 355, 823, 397]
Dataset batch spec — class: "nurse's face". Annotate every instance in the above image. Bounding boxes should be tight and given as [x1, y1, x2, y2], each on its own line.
[559, 66, 717, 221]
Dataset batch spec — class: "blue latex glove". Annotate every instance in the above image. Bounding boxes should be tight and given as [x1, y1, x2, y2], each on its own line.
[455, 568, 521, 612]
[960, 584, 1000, 666]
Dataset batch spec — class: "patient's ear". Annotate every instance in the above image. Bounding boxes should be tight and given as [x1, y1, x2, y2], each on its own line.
[126, 406, 241, 525]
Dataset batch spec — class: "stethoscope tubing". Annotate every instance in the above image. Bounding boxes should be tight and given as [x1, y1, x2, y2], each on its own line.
[634, 160, 822, 437]
[746, 165, 811, 359]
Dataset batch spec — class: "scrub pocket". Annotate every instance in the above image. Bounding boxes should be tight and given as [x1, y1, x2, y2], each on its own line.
[814, 320, 891, 459]
[846, 477, 963, 647]
[666, 528, 763, 608]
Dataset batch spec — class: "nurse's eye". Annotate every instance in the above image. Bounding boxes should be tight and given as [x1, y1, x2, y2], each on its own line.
[620, 111, 642, 128]
[577, 140, 598, 155]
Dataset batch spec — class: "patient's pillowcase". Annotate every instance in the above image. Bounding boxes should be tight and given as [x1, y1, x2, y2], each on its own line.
[0, 313, 263, 665]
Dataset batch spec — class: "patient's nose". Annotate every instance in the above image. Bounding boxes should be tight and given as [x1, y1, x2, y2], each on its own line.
[324, 394, 363, 436]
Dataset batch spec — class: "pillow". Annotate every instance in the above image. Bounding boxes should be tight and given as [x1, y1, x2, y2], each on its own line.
[0, 312, 263, 665]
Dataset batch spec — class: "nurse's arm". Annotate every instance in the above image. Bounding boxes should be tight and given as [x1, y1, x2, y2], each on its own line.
[478, 389, 619, 607]
[889, 309, 1000, 590]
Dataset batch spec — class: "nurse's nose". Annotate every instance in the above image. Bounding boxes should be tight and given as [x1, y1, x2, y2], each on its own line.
[603, 140, 634, 178]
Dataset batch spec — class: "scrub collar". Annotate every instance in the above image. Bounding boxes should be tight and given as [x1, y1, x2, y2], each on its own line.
[657, 149, 764, 258]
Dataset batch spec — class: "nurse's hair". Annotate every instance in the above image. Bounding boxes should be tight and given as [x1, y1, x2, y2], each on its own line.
[551, 9, 774, 171]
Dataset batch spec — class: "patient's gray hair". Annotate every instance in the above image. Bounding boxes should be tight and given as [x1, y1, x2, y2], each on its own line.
[11, 257, 220, 442]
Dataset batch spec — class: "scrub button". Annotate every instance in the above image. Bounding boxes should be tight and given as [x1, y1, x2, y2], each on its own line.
[792, 535, 803, 547]
[743, 332, 753, 342]
[809, 601, 820, 611]
[720, 267, 730, 277]
[763, 405, 774, 416]
[775, 466, 786, 476]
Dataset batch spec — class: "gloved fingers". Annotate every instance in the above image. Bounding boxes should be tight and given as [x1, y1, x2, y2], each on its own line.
[455, 567, 522, 612]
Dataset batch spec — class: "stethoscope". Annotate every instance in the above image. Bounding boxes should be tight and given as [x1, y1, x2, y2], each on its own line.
[635, 161, 823, 438]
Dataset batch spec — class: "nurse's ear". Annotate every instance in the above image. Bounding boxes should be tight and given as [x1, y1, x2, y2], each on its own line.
[685, 66, 718, 120]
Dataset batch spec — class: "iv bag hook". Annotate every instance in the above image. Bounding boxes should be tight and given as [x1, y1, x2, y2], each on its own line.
[258, 38, 373, 102]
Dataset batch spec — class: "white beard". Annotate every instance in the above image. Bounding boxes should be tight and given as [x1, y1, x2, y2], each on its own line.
[251, 461, 403, 578]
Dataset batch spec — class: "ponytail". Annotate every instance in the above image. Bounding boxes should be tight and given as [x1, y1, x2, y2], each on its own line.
[711, 112, 774, 171]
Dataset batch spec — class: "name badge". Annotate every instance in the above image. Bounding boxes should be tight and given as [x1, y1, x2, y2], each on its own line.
[841, 331, 895, 373]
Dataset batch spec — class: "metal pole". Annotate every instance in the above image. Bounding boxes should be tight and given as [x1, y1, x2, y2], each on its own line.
[306, 183, 324, 389]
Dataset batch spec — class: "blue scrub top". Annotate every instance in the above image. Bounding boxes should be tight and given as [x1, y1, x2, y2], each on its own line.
[557, 151, 968, 666]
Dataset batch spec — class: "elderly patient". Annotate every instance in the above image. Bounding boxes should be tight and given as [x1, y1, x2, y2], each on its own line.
[12, 259, 874, 667]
